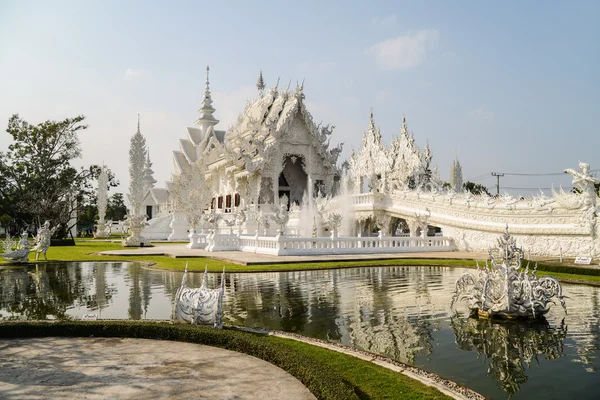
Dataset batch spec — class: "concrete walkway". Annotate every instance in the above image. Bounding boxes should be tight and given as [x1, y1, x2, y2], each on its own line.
[0, 337, 316, 400]
[99, 244, 489, 265]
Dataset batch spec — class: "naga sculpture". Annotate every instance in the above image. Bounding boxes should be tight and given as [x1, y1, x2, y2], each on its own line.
[173, 264, 225, 328]
[451, 226, 567, 319]
[1, 231, 31, 263]
[32, 220, 60, 261]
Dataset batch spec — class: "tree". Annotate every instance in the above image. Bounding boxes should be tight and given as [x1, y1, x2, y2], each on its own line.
[462, 181, 490, 196]
[106, 193, 127, 221]
[0, 114, 113, 238]
[171, 160, 213, 228]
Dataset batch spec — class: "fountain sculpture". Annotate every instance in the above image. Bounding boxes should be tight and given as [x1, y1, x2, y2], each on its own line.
[173, 264, 225, 328]
[451, 227, 567, 319]
[1, 232, 31, 263]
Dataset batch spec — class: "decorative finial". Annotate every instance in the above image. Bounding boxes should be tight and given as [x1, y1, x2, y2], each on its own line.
[206, 65, 210, 84]
[137, 113, 140, 133]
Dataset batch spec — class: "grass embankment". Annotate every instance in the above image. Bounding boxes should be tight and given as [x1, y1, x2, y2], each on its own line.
[0, 320, 452, 400]
[2, 240, 600, 285]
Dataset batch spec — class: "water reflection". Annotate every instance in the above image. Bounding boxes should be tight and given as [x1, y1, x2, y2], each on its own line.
[451, 316, 567, 395]
[1, 263, 600, 399]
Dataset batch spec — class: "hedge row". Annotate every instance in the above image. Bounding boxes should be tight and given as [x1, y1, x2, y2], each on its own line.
[524, 260, 600, 277]
[0, 321, 360, 400]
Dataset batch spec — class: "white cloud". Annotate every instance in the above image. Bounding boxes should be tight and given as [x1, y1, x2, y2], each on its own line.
[368, 29, 439, 70]
[468, 107, 495, 120]
[372, 14, 396, 27]
[124, 68, 152, 80]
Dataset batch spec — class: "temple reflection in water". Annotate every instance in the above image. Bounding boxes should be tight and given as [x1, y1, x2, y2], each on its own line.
[1, 262, 599, 399]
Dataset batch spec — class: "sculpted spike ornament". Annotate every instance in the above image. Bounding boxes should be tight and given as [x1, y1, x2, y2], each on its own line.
[451, 226, 567, 319]
[173, 264, 225, 328]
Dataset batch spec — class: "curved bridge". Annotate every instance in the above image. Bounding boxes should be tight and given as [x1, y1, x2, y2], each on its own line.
[333, 189, 598, 258]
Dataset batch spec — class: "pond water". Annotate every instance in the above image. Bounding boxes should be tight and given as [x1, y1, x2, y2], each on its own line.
[1, 262, 599, 399]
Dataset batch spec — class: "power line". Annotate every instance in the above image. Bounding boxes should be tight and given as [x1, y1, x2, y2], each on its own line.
[468, 168, 600, 179]
[486, 186, 573, 191]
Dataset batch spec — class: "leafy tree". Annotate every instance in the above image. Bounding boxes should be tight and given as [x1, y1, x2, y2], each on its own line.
[462, 181, 490, 196]
[0, 114, 116, 238]
[106, 193, 128, 221]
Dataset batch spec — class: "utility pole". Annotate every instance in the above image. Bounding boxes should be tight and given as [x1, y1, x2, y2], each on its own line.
[491, 172, 504, 196]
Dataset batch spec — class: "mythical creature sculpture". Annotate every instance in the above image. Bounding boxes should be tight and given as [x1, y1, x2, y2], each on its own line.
[451, 226, 567, 319]
[1, 231, 31, 263]
[565, 162, 599, 197]
[204, 209, 222, 233]
[327, 142, 344, 165]
[173, 264, 225, 328]
[270, 203, 290, 235]
[234, 199, 247, 229]
[327, 213, 343, 234]
[32, 221, 60, 261]
[255, 210, 270, 235]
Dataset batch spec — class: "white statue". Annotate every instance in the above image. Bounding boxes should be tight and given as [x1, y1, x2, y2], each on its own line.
[1, 231, 31, 263]
[32, 220, 60, 261]
[95, 166, 110, 238]
[270, 202, 290, 235]
[173, 264, 225, 328]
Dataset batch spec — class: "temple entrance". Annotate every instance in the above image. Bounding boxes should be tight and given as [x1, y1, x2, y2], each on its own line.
[279, 155, 307, 208]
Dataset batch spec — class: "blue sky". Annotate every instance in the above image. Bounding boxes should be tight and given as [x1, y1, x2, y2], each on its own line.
[1, 0, 598, 196]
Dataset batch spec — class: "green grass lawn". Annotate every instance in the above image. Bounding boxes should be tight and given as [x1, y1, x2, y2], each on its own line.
[3, 240, 600, 286]
[273, 336, 452, 399]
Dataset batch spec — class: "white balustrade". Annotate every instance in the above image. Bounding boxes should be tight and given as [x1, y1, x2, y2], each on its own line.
[204, 233, 455, 256]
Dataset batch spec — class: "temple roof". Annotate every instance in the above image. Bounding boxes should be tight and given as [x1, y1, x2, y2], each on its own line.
[225, 83, 313, 143]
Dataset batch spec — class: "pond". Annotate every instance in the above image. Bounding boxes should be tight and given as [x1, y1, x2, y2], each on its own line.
[1, 262, 599, 399]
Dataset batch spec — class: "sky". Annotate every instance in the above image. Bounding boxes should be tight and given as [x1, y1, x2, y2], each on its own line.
[0, 0, 598, 197]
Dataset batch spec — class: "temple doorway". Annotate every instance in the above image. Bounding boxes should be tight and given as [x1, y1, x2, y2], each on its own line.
[279, 155, 307, 208]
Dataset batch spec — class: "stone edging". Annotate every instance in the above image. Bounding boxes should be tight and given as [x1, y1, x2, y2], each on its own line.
[230, 325, 486, 400]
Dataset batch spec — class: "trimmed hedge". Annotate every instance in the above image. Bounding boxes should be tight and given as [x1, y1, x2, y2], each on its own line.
[0, 321, 359, 400]
[524, 260, 600, 277]
[50, 238, 76, 246]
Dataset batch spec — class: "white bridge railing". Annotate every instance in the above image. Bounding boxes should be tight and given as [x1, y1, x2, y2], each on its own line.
[207, 233, 455, 256]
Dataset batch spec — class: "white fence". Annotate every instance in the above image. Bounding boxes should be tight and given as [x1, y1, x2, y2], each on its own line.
[206, 233, 455, 256]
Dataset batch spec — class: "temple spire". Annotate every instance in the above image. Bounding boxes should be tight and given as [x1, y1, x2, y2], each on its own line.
[137, 113, 140, 133]
[196, 65, 219, 126]
[143, 149, 157, 191]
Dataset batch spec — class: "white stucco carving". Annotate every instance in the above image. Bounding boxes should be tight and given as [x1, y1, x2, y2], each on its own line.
[141, 70, 599, 259]
[94, 166, 110, 238]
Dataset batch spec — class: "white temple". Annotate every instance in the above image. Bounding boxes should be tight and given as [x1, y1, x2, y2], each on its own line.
[139, 68, 600, 259]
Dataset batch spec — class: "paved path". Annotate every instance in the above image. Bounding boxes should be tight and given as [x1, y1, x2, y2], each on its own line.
[99, 244, 489, 265]
[0, 337, 316, 400]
